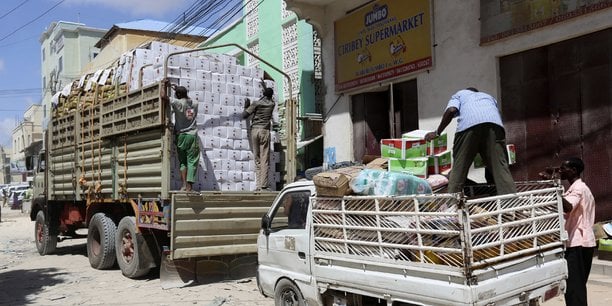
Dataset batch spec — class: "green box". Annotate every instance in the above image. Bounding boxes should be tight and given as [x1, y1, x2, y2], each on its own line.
[388, 157, 429, 178]
[381, 139, 426, 159]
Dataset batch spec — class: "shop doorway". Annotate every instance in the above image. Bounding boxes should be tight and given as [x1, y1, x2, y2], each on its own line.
[351, 79, 419, 162]
[500, 28, 612, 221]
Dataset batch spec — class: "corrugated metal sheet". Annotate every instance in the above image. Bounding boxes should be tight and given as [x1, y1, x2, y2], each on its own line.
[170, 192, 278, 259]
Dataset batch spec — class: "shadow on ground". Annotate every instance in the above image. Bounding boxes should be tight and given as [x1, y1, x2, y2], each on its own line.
[0, 268, 67, 305]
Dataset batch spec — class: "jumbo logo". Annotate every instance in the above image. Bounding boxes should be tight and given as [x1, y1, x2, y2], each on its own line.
[365, 4, 388, 27]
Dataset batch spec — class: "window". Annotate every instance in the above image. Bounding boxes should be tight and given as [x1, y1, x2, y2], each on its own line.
[58, 56, 63, 73]
[270, 191, 310, 231]
[42, 48, 46, 61]
[42, 77, 46, 91]
[93, 52, 99, 59]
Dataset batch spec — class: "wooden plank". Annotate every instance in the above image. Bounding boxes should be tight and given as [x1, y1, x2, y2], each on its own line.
[173, 244, 257, 259]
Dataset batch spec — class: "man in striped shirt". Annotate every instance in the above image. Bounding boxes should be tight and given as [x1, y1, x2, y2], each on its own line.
[425, 87, 516, 194]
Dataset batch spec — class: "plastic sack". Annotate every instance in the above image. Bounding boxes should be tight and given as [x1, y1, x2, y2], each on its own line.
[350, 169, 432, 196]
[426, 174, 449, 190]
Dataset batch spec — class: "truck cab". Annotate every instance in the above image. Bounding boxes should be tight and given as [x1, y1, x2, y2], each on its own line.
[257, 181, 319, 305]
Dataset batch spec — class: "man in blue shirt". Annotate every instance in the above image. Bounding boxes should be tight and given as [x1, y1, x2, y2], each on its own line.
[425, 87, 516, 194]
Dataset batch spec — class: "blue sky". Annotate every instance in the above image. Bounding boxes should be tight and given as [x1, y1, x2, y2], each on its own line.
[0, 0, 239, 147]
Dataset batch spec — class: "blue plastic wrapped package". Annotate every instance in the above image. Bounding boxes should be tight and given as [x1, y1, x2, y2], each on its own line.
[350, 169, 432, 196]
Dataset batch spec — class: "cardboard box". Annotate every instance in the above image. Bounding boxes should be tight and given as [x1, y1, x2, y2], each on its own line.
[380, 139, 426, 159]
[313, 165, 364, 197]
[388, 157, 429, 178]
[428, 150, 452, 174]
[402, 129, 448, 155]
[365, 158, 389, 170]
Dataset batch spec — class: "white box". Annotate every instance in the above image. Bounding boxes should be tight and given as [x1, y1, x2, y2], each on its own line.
[212, 82, 227, 94]
[235, 182, 249, 191]
[179, 55, 194, 68]
[205, 92, 220, 105]
[191, 90, 205, 102]
[224, 64, 238, 75]
[166, 55, 180, 67]
[211, 159, 223, 170]
[228, 150, 241, 160]
[234, 139, 250, 150]
[194, 58, 210, 71]
[212, 126, 228, 138]
[178, 78, 195, 91]
[149, 41, 169, 54]
[240, 150, 253, 161]
[209, 61, 224, 73]
[228, 170, 242, 182]
[241, 76, 254, 87]
[213, 104, 227, 116]
[241, 85, 254, 96]
[195, 79, 212, 92]
[211, 73, 225, 83]
[219, 116, 232, 127]
[223, 55, 237, 66]
[236, 66, 251, 77]
[220, 138, 233, 149]
[220, 94, 235, 106]
[196, 70, 212, 80]
[243, 171, 255, 181]
[234, 95, 247, 108]
[235, 161, 250, 171]
[226, 74, 240, 84]
[222, 160, 236, 171]
[202, 136, 220, 150]
[180, 68, 195, 79]
[227, 127, 242, 139]
[252, 67, 264, 79]
[197, 102, 213, 115]
[213, 170, 228, 181]
[241, 129, 249, 139]
[227, 83, 242, 95]
[167, 66, 181, 78]
[213, 148, 228, 159]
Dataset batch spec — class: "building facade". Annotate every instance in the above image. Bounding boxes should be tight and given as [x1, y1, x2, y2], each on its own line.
[82, 19, 208, 74]
[10, 105, 43, 183]
[287, 0, 612, 220]
[0, 146, 9, 185]
[39, 21, 106, 127]
[202, 0, 324, 173]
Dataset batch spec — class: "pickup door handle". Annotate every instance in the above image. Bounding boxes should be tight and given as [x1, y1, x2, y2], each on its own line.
[298, 252, 305, 259]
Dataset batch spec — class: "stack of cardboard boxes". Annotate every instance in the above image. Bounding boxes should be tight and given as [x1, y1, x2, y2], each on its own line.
[57, 41, 281, 192]
[382, 129, 451, 178]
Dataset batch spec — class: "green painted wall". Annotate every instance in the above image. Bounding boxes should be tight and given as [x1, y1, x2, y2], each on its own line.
[201, 0, 320, 172]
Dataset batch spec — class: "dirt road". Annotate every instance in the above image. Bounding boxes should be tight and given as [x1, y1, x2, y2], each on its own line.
[0, 207, 274, 306]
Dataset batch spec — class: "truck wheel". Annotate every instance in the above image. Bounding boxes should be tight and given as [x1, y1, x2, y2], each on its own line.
[87, 213, 117, 269]
[274, 279, 305, 306]
[34, 211, 57, 255]
[116, 216, 151, 278]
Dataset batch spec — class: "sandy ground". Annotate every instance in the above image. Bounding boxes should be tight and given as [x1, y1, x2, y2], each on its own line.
[0, 207, 274, 306]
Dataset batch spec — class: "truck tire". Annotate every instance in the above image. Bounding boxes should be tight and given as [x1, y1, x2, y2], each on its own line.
[274, 279, 305, 306]
[34, 211, 57, 255]
[87, 213, 117, 269]
[115, 216, 151, 278]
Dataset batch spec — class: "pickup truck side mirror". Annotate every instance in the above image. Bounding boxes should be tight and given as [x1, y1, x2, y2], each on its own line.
[261, 214, 271, 236]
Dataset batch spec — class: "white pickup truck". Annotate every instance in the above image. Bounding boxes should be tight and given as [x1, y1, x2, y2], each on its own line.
[257, 180, 568, 306]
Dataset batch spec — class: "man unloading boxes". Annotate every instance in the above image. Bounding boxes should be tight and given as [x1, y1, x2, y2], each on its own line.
[425, 87, 516, 194]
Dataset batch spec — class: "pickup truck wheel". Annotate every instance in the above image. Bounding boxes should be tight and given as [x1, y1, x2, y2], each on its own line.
[116, 216, 151, 278]
[35, 211, 57, 255]
[274, 279, 305, 306]
[87, 213, 117, 269]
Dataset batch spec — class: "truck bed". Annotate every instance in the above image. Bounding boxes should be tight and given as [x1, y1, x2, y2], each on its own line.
[310, 181, 567, 305]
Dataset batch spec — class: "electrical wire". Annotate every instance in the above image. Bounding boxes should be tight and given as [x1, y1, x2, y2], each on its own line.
[0, 0, 65, 43]
[0, 0, 30, 20]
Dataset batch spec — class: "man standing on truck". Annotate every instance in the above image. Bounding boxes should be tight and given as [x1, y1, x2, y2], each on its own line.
[242, 82, 277, 191]
[425, 87, 516, 195]
[162, 82, 199, 192]
[540, 157, 596, 306]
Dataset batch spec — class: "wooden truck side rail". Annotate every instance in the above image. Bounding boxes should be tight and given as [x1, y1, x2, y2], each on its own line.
[311, 181, 565, 282]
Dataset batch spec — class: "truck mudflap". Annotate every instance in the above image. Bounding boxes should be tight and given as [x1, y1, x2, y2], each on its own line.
[160, 191, 277, 288]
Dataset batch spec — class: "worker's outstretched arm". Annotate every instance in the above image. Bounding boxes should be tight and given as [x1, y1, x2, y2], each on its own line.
[425, 107, 458, 141]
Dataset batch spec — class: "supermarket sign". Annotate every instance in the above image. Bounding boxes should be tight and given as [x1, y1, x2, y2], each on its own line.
[334, 0, 432, 92]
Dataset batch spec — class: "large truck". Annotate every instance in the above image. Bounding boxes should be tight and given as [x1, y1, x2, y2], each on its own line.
[29, 44, 299, 285]
[257, 180, 568, 305]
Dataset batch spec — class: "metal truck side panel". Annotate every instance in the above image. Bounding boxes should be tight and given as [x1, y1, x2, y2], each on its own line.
[170, 192, 278, 259]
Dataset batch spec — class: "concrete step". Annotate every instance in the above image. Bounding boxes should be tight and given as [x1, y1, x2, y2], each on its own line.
[589, 256, 612, 287]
